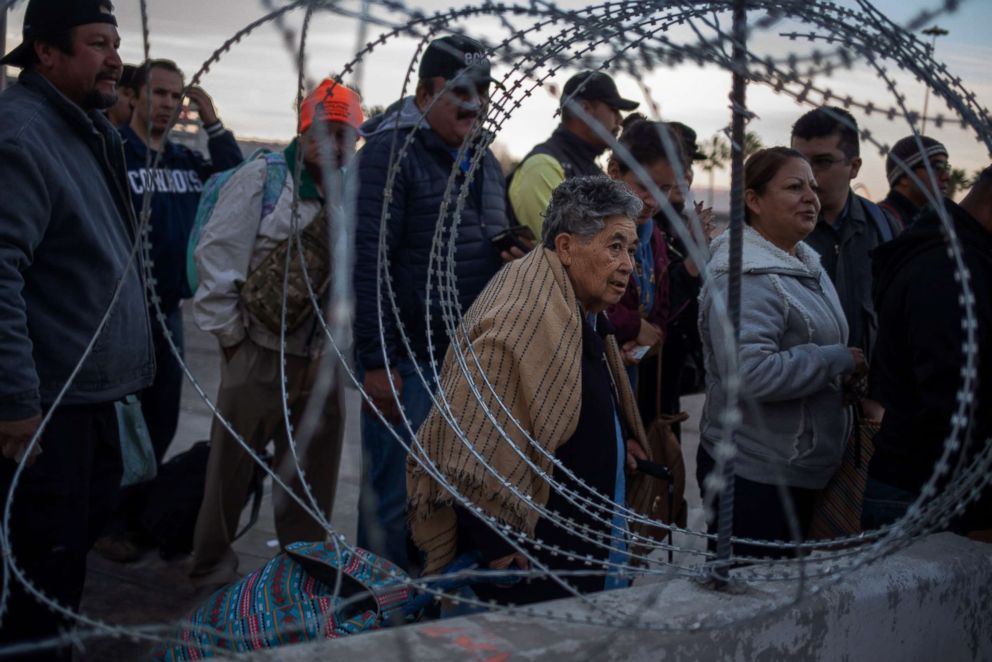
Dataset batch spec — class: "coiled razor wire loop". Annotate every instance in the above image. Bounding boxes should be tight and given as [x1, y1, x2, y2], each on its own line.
[709, 0, 747, 586]
[0, 0, 990, 655]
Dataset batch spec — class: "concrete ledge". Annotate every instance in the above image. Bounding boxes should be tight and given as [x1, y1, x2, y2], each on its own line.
[222, 533, 992, 660]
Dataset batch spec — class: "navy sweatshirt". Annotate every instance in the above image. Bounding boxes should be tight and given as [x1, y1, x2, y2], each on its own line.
[120, 122, 243, 313]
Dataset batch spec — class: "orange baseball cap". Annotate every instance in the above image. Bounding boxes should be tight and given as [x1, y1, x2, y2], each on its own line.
[299, 79, 364, 133]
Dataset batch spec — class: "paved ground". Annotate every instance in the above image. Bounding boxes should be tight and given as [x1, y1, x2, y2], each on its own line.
[75, 302, 706, 659]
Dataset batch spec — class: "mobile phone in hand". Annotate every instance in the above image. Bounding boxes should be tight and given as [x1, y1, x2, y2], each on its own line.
[630, 345, 651, 361]
[490, 225, 536, 254]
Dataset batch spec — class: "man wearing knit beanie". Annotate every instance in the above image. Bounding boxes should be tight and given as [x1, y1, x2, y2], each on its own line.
[879, 134, 950, 228]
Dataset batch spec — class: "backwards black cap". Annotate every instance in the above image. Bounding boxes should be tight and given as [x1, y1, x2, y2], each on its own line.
[1, 0, 118, 68]
[668, 121, 707, 162]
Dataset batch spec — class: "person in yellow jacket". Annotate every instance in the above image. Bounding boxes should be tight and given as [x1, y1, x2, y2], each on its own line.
[508, 70, 639, 236]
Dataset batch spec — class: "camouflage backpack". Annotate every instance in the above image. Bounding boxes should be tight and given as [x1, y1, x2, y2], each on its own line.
[239, 205, 331, 334]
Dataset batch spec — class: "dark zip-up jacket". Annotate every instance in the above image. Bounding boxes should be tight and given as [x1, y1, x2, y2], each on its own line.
[868, 200, 992, 510]
[353, 97, 508, 370]
[804, 191, 901, 361]
[519, 124, 604, 179]
[507, 124, 604, 226]
[120, 123, 242, 313]
[0, 70, 154, 419]
[878, 189, 922, 230]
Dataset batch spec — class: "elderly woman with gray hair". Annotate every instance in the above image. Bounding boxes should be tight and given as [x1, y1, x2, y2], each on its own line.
[408, 176, 667, 605]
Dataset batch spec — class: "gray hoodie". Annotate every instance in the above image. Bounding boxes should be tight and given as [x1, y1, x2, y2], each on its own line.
[699, 226, 854, 490]
[359, 96, 427, 137]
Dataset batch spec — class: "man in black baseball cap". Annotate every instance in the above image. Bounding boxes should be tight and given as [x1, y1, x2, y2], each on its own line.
[560, 70, 639, 113]
[407, 34, 497, 148]
[508, 69, 640, 235]
[417, 34, 497, 89]
[0, 0, 156, 654]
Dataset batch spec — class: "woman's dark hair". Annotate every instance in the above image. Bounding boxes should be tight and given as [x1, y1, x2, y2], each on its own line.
[610, 119, 686, 175]
[743, 146, 808, 223]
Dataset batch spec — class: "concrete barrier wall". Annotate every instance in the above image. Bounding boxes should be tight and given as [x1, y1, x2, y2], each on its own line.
[225, 533, 992, 661]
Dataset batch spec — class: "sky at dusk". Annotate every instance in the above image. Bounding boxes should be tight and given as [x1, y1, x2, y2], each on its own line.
[3, 0, 990, 201]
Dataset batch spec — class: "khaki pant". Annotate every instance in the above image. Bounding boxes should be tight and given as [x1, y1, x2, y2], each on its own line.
[189, 339, 344, 587]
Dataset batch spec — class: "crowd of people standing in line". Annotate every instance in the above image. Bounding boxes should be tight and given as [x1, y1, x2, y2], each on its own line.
[0, 0, 989, 655]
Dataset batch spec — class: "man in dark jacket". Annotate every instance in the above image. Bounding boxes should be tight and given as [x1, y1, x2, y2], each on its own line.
[508, 71, 639, 236]
[97, 58, 241, 561]
[121, 60, 240, 460]
[353, 35, 508, 571]
[656, 122, 712, 430]
[791, 107, 900, 418]
[863, 166, 992, 535]
[0, 0, 155, 653]
[878, 135, 951, 229]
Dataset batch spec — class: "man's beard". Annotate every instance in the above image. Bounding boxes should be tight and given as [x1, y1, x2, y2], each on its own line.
[83, 70, 121, 110]
[83, 88, 118, 111]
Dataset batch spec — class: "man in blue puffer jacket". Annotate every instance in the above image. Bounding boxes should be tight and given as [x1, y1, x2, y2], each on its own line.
[353, 35, 509, 571]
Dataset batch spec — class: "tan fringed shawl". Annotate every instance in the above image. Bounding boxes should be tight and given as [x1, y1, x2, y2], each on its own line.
[408, 247, 662, 574]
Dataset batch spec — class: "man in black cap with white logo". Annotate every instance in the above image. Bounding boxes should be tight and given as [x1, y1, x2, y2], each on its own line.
[508, 70, 639, 236]
[353, 34, 509, 571]
[0, 0, 155, 654]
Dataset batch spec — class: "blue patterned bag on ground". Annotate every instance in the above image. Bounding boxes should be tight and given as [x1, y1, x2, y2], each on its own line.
[154, 542, 411, 660]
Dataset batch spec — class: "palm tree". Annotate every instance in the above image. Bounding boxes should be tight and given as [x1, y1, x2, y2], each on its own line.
[946, 167, 970, 199]
[701, 133, 730, 207]
[364, 104, 386, 119]
[743, 131, 764, 159]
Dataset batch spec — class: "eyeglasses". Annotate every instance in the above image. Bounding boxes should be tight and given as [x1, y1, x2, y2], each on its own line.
[915, 160, 951, 174]
[809, 154, 850, 171]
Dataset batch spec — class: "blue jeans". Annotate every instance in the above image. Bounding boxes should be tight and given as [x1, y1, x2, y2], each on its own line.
[861, 477, 915, 530]
[357, 360, 436, 572]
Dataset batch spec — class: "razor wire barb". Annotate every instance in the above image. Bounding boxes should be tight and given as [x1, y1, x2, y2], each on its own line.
[0, 0, 989, 656]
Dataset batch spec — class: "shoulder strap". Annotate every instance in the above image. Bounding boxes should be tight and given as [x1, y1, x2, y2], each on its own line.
[863, 198, 894, 243]
[260, 152, 289, 218]
[186, 148, 284, 294]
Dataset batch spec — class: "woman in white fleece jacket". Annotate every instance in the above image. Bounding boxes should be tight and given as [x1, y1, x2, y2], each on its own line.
[697, 147, 866, 558]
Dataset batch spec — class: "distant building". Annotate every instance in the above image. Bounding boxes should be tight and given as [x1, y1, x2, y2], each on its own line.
[167, 108, 287, 159]
[237, 137, 290, 156]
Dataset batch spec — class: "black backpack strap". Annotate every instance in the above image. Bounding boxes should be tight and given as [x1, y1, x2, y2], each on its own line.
[863, 198, 896, 243]
[233, 449, 272, 542]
